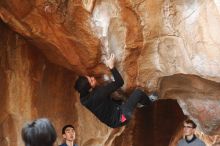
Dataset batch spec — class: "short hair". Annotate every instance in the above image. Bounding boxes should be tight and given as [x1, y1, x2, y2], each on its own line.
[21, 118, 57, 146]
[74, 76, 91, 93]
[62, 124, 75, 134]
[184, 119, 197, 128]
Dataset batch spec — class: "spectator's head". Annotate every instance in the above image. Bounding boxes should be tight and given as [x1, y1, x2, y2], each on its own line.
[183, 119, 197, 137]
[21, 118, 57, 146]
[62, 125, 76, 143]
[75, 76, 96, 94]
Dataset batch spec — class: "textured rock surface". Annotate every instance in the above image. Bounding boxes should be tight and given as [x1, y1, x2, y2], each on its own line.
[158, 74, 220, 136]
[0, 22, 184, 146]
[0, 22, 118, 146]
[1, 0, 220, 146]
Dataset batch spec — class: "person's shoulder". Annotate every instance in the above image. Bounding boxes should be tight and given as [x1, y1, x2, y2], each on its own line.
[178, 138, 184, 142]
[177, 138, 185, 145]
[74, 144, 79, 146]
[196, 138, 206, 145]
[59, 143, 67, 146]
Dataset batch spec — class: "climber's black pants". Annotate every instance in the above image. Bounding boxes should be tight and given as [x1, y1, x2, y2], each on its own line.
[120, 89, 151, 120]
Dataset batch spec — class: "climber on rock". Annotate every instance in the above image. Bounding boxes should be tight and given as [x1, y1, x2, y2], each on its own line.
[74, 53, 158, 128]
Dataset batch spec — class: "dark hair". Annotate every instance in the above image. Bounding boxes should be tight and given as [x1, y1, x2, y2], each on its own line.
[21, 118, 57, 146]
[62, 124, 75, 134]
[74, 76, 91, 93]
[184, 119, 197, 128]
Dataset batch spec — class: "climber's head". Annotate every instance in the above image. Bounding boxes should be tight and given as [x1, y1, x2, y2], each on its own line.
[74, 76, 97, 94]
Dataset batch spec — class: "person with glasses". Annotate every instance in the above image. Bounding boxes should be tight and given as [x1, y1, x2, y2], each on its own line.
[21, 118, 57, 146]
[74, 53, 158, 128]
[177, 119, 206, 146]
[59, 125, 78, 146]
